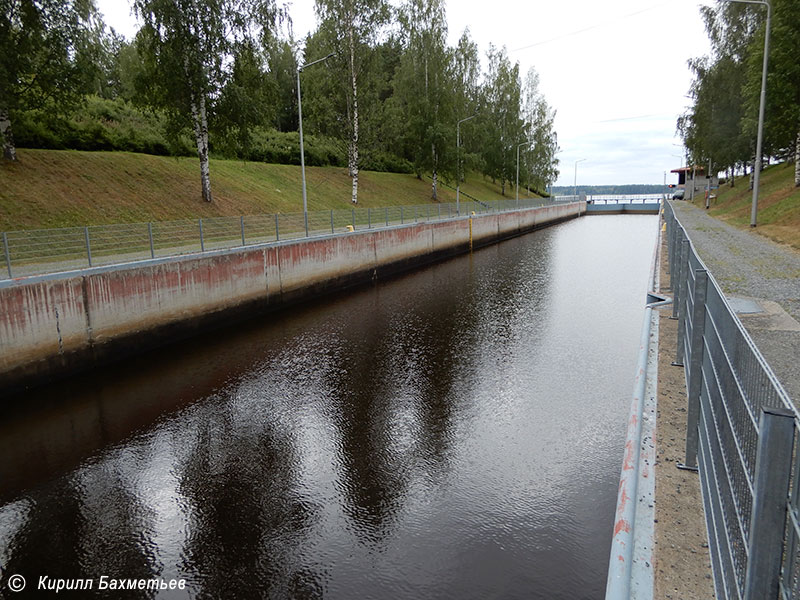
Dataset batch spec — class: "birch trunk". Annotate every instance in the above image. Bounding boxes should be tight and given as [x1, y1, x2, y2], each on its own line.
[431, 143, 438, 201]
[349, 24, 359, 204]
[0, 107, 17, 161]
[795, 129, 800, 187]
[190, 92, 212, 203]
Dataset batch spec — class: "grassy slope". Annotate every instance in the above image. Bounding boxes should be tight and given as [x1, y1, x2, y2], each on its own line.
[0, 149, 535, 231]
[687, 160, 800, 250]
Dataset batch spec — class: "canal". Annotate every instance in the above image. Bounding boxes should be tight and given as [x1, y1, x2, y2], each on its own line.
[0, 214, 657, 599]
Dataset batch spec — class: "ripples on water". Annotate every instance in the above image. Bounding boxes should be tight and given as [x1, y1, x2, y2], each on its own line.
[0, 215, 656, 599]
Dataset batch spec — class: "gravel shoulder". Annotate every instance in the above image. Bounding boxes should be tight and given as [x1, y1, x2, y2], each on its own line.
[670, 201, 800, 403]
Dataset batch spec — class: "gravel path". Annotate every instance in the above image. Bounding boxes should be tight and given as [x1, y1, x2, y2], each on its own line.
[671, 201, 800, 403]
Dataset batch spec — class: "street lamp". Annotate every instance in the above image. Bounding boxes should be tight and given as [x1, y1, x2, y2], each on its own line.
[516, 139, 533, 206]
[574, 158, 587, 200]
[456, 114, 477, 215]
[297, 52, 335, 236]
[721, 0, 770, 227]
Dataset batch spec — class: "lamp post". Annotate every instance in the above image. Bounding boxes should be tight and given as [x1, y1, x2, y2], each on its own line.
[574, 158, 586, 200]
[297, 52, 334, 236]
[516, 139, 533, 207]
[456, 115, 477, 215]
[722, 0, 770, 227]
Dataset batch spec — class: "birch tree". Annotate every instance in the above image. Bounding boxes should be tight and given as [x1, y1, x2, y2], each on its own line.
[133, 0, 282, 202]
[394, 0, 454, 200]
[313, 0, 389, 204]
[0, 0, 99, 161]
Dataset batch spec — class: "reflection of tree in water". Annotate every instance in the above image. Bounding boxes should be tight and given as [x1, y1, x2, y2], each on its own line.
[325, 239, 552, 548]
[175, 397, 324, 600]
[1, 464, 159, 596]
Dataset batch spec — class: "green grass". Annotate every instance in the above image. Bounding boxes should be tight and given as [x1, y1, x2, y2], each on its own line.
[0, 149, 534, 231]
[687, 160, 800, 250]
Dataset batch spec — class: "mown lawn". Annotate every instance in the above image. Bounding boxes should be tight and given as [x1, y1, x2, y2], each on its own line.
[0, 149, 534, 231]
[687, 160, 800, 250]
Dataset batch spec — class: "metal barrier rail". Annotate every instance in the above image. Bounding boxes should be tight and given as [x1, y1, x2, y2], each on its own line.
[588, 194, 664, 204]
[605, 206, 665, 599]
[0, 197, 552, 280]
[663, 201, 798, 600]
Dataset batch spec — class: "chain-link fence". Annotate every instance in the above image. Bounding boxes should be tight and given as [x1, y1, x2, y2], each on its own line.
[1, 197, 552, 279]
[664, 201, 798, 600]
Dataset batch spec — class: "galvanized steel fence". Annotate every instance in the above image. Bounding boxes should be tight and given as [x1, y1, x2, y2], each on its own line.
[1, 197, 550, 280]
[664, 201, 799, 600]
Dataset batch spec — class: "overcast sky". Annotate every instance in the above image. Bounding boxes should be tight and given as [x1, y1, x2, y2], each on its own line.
[96, 0, 712, 186]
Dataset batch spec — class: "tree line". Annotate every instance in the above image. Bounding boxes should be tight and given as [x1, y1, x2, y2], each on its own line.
[1, 0, 560, 204]
[679, 0, 800, 188]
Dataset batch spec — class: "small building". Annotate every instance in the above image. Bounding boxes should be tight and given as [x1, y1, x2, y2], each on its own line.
[670, 166, 718, 195]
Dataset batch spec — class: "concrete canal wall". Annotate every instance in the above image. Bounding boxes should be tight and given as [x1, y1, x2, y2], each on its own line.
[0, 202, 583, 392]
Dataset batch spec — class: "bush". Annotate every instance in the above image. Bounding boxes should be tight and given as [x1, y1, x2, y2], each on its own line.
[11, 95, 410, 174]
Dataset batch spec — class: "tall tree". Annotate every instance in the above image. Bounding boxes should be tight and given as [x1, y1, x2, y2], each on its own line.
[481, 45, 523, 195]
[522, 67, 559, 194]
[313, 0, 389, 204]
[394, 0, 454, 200]
[133, 0, 282, 202]
[0, 0, 100, 160]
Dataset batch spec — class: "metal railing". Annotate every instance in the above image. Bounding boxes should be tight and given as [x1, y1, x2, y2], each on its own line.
[0, 197, 552, 280]
[664, 201, 799, 600]
[588, 194, 663, 204]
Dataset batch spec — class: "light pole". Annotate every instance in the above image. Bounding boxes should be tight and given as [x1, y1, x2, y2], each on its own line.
[297, 52, 334, 236]
[574, 158, 586, 200]
[516, 139, 533, 206]
[456, 115, 477, 215]
[722, 0, 770, 226]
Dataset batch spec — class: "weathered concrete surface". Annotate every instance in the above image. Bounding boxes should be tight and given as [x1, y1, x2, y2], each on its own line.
[0, 203, 582, 392]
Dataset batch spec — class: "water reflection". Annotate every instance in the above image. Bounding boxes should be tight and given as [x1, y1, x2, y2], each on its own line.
[0, 215, 656, 599]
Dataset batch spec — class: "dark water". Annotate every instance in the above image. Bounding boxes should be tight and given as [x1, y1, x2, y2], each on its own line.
[0, 215, 656, 599]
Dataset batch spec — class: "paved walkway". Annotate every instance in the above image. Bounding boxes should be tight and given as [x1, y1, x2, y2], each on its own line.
[671, 201, 800, 403]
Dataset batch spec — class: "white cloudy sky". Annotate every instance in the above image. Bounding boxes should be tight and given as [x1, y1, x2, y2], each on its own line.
[96, 0, 712, 186]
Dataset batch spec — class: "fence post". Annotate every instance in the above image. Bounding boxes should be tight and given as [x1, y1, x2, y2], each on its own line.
[330, 210, 334, 234]
[673, 239, 690, 365]
[275, 214, 280, 242]
[304, 212, 309, 237]
[683, 269, 708, 469]
[672, 235, 688, 320]
[368, 207, 371, 229]
[199, 219, 205, 252]
[438, 204, 441, 220]
[148, 223, 155, 259]
[84, 226, 93, 267]
[743, 407, 795, 600]
[351, 207, 355, 230]
[3, 232, 12, 278]
[401, 207, 404, 224]
[240, 216, 246, 246]
[385, 207, 389, 227]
